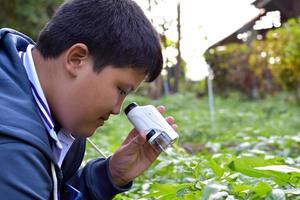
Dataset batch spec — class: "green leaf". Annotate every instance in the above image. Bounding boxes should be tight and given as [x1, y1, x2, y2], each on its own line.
[253, 182, 272, 196]
[142, 183, 192, 199]
[183, 191, 202, 200]
[255, 165, 300, 186]
[176, 187, 191, 198]
[208, 159, 224, 177]
[232, 184, 251, 194]
[193, 162, 202, 178]
[254, 165, 300, 174]
[228, 157, 291, 185]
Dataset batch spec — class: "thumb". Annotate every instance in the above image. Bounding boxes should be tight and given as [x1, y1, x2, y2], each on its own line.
[129, 132, 147, 147]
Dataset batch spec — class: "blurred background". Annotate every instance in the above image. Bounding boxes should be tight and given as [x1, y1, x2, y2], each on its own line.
[2, 0, 300, 199]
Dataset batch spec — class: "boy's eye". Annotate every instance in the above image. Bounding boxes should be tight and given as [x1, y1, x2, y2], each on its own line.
[118, 87, 127, 95]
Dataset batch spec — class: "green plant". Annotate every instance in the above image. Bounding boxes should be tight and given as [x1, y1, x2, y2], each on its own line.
[85, 92, 300, 199]
[265, 17, 300, 101]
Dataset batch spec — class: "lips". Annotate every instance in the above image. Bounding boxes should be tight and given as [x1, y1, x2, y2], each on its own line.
[99, 116, 109, 121]
[96, 115, 110, 127]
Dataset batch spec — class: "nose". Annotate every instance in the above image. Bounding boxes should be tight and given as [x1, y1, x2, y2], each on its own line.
[111, 98, 124, 115]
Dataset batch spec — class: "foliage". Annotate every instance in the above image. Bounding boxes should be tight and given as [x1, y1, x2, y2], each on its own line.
[248, 40, 280, 96]
[0, 0, 63, 39]
[205, 44, 251, 96]
[85, 92, 300, 199]
[264, 18, 300, 99]
[204, 17, 300, 100]
[205, 43, 279, 99]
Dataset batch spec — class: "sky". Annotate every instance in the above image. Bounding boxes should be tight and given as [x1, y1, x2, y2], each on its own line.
[135, 0, 261, 81]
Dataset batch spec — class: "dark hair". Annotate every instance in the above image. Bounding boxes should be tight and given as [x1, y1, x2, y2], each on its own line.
[36, 0, 162, 82]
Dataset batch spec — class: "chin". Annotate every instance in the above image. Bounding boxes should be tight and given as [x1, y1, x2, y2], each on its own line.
[83, 130, 96, 138]
[71, 128, 96, 138]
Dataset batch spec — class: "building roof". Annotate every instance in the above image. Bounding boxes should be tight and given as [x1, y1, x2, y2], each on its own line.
[211, 0, 300, 47]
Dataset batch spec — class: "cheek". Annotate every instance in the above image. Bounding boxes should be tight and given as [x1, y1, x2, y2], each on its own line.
[66, 80, 121, 123]
[83, 85, 118, 116]
[58, 87, 94, 128]
[97, 89, 120, 109]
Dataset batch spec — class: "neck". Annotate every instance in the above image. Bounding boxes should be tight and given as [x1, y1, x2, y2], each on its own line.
[31, 48, 67, 129]
[31, 48, 53, 101]
[31, 48, 66, 119]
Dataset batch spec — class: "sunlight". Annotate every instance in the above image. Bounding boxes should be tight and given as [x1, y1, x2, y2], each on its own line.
[134, 0, 261, 81]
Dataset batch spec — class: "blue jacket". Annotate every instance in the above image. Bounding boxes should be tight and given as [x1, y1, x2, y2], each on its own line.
[0, 28, 131, 200]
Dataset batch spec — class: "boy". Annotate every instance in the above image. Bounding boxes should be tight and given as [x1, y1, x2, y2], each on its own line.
[0, 0, 176, 199]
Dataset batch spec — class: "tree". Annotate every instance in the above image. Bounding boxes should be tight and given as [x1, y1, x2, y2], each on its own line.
[145, 0, 185, 95]
[0, 0, 62, 39]
[173, 1, 182, 93]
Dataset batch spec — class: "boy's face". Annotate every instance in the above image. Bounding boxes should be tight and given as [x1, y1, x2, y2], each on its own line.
[54, 56, 146, 137]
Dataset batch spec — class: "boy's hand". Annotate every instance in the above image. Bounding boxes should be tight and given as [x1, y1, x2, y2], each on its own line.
[108, 105, 177, 187]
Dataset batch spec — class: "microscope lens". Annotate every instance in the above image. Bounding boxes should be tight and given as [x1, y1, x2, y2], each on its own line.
[153, 132, 172, 151]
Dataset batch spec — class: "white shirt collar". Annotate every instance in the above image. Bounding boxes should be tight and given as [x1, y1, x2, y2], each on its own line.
[20, 44, 75, 167]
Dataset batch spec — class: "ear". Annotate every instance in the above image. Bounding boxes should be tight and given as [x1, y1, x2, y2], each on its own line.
[64, 43, 90, 77]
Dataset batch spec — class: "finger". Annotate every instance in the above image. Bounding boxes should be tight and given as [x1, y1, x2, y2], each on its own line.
[171, 124, 178, 131]
[148, 143, 163, 158]
[165, 116, 174, 124]
[121, 129, 139, 145]
[128, 132, 147, 148]
[156, 105, 165, 114]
